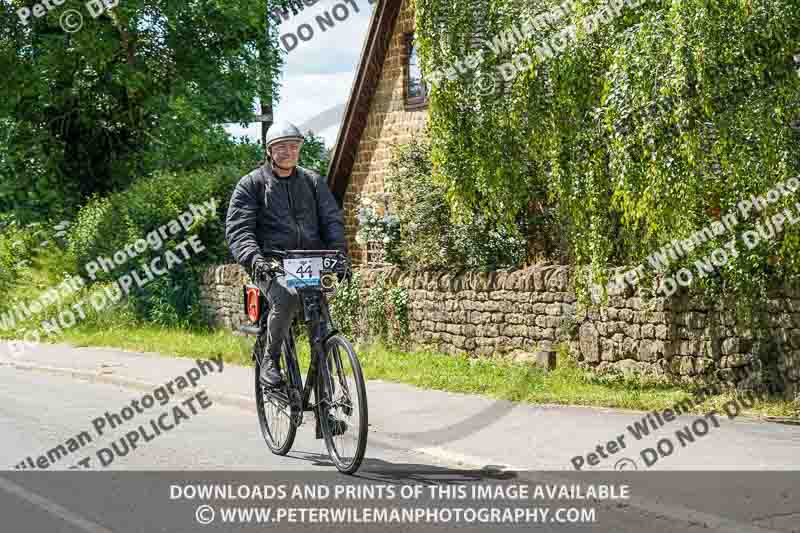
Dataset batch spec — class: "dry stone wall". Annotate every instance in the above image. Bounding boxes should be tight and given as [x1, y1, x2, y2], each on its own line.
[199, 264, 251, 333]
[199, 263, 800, 398]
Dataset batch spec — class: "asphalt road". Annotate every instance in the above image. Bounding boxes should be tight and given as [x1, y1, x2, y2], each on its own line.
[1, 366, 799, 533]
[0, 368, 452, 472]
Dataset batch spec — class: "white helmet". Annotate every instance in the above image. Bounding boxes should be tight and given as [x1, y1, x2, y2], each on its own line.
[265, 121, 304, 151]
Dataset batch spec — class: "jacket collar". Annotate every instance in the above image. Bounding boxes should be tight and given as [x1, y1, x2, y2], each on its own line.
[266, 162, 299, 180]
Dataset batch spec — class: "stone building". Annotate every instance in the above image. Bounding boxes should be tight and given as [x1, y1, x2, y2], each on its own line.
[198, 0, 800, 404]
[327, 0, 428, 264]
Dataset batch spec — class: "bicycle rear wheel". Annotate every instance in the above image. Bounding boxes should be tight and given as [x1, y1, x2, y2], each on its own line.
[317, 334, 368, 474]
[255, 333, 297, 455]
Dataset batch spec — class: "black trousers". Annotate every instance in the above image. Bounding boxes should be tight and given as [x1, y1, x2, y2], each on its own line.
[260, 275, 301, 360]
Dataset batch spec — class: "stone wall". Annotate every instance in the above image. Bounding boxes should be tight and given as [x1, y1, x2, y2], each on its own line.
[199, 264, 251, 333]
[199, 263, 800, 398]
[341, 0, 428, 263]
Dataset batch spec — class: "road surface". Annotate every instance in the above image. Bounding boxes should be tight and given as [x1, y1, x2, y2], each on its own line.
[0, 346, 799, 532]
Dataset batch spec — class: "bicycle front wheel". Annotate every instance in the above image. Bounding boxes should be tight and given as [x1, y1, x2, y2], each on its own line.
[317, 334, 368, 474]
[255, 334, 297, 455]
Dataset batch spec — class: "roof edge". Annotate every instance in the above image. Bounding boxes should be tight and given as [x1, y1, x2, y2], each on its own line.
[326, 0, 403, 201]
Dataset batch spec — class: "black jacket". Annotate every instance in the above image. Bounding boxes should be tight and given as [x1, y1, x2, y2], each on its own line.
[225, 164, 347, 273]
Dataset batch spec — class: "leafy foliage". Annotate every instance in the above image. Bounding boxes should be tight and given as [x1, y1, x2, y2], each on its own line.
[355, 199, 402, 264]
[138, 115, 263, 177]
[385, 135, 526, 271]
[0, 215, 47, 299]
[128, 268, 204, 328]
[330, 272, 410, 345]
[366, 274, 391, 341]
[389, 285, 410, 340]
[298, 131, 331, 175]
[415, 0, 800, 299]
[330, 272, 364, 339]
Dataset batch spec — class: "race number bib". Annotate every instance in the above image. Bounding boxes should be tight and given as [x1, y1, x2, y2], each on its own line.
[283, 257, 323, 288]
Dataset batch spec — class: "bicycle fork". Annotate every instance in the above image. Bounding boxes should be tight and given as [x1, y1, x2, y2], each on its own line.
[299, 293, 336, 439]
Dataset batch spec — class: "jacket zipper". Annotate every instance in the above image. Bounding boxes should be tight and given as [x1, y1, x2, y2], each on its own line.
[287, 180, 301, 249]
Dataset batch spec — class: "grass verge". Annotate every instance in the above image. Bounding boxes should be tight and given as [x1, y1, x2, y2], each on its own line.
[55, 321, 797, 418]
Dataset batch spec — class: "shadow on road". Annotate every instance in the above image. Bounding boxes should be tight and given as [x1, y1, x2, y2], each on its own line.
[288, 450, 517, 484]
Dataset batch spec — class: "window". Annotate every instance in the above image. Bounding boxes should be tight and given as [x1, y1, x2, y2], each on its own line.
[405, 33, 428, 109]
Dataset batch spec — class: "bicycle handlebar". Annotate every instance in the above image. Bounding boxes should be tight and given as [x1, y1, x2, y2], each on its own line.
[264, 249, 347, 257]
[258, 249, 352, 287]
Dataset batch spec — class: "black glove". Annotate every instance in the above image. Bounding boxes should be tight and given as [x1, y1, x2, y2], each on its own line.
[252, 256, 281, 282]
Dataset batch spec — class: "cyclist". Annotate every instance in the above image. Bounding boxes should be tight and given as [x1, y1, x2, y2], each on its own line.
[225, 121, 348, 389]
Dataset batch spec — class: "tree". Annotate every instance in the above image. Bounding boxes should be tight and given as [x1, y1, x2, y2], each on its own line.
[0, 0, 286, 220]
[299, 131, 330, 176]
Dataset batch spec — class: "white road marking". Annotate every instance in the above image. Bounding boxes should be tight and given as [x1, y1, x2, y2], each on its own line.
[0, 475, 115, 533]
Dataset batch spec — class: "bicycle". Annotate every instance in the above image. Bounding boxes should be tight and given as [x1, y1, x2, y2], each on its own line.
[239, 249, 368, 474]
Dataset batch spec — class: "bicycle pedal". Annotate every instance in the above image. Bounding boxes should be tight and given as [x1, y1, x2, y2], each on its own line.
[262, 383, 284, 393]
[263, 387, 289, 402]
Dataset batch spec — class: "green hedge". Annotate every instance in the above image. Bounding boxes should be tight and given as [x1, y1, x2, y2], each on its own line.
[0, 216, 47, 299]
[66, 159, 257, 327]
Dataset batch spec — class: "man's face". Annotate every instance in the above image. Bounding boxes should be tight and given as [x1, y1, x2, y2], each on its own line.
[270, 140, 302, 169]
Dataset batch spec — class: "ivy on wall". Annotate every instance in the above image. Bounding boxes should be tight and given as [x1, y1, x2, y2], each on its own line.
[330, 272, 410, 345]
[414, 0, 800, 303]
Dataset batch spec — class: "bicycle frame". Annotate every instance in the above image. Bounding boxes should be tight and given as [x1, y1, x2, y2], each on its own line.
[246, 249, 349, 424]
[251, 283, 341, 425]
[249, 249, 366, 474]
[290, 287, 339, 416]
